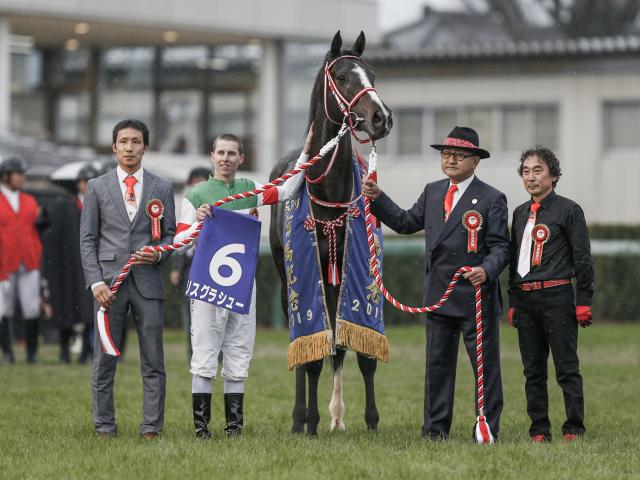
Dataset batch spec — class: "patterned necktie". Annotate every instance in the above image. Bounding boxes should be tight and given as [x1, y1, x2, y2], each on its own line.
[443, 184, 458, 222]
[517, 202, 541, 278]
[124, 175, 138, 208]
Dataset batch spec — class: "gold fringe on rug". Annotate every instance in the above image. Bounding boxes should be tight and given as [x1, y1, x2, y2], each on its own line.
[336, 319, 389, 363]
[287, 330, 333, 370]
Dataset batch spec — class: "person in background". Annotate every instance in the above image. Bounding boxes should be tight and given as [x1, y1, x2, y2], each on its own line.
[0, 156, 46, 364]
[508, 147, 593, 443]
[169, 166, 210, 361]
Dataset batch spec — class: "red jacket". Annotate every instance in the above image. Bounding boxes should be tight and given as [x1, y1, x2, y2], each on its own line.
[0, 191, 42, 279]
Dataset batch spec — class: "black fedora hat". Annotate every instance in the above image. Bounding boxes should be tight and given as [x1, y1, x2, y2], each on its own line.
[430, 126, 490, 159]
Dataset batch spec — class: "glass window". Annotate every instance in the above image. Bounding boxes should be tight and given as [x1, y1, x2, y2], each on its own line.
[433, 109, 457, 146]
[533, 106, 558, 149]
[208, 92, 255, 169]
[397, 109, 423, 155]
[604, 102, 640, 149]
[502, 106, 528, 151]
[96, 91, 154, 147]
[467, 107, 493, 151]
[55, 93, 91, 145]
[157, 90, 203, 153]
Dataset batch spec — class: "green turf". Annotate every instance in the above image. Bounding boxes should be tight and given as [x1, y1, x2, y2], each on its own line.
[1, 323, 638, 479]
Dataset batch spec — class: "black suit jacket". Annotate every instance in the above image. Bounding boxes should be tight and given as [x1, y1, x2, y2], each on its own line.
[371, 176, 509, 318]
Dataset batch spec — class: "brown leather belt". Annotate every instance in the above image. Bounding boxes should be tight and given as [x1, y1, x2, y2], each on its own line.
[518, 279, 572, 291]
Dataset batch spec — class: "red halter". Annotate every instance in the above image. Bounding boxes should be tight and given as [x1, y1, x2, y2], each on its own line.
[323, 55, 377, 144]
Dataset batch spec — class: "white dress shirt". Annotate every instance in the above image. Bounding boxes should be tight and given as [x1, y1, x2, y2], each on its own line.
[0, 185, 20, 213]
[448, 174, 475, 211]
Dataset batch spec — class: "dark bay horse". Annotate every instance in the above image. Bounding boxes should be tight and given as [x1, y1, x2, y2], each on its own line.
[269, 31, 392, 435]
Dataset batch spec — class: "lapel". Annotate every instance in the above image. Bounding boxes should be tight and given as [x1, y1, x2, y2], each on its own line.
[132, 169, 156, 229]
[107, 169, 132, 225]
[427, 179, 448, 245]
[436, 176, 482, 246]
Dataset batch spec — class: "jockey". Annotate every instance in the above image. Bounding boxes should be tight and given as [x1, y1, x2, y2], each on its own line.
[174, 129, 312, 439]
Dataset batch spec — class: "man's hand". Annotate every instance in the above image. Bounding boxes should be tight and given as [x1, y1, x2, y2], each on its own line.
[92, 284, 115, 309]
[196, 204, 212, 222]
[132, 246, 159, 265]
[362, 175, 382, 200]
[303, 122, 314, 155]
[462, 266, 487, 287]
[507, 307, 517, 328]
[249, 207, 259, 218]
[576, 305, 592, 328]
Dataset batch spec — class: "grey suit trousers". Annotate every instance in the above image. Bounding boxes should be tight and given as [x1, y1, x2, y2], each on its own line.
[92, 275, 165, 435]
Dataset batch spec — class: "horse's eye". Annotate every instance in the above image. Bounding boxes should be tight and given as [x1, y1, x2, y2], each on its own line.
[336, 74, 346, 82]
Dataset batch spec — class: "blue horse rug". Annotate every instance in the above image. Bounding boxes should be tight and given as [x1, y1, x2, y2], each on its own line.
[283, 159, 388, 369]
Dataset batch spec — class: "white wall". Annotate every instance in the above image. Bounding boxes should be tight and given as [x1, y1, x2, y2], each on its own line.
[373, 70, 640, 225]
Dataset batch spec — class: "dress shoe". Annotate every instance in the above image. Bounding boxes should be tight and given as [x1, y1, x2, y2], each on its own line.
[96, 431, 117, 439]
[531, 434, 551, 443]
[141, 432, 159, 440]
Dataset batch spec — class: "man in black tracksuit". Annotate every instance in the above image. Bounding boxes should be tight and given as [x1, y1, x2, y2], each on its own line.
[508, 147, 594, 443]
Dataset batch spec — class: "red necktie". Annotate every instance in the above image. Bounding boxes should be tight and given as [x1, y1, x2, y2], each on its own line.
[124, 175, 138, 207]
[443, 184, 458, 221]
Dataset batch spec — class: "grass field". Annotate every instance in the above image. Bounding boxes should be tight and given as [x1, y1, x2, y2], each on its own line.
[1, 323, 639, 479]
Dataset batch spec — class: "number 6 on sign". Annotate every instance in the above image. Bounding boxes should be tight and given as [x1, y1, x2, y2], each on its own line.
[210, 243, 245, 287]
[187, 207, 261, 315]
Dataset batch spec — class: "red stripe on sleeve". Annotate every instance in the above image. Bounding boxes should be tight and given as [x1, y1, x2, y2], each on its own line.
[176, 223, 192, 234]
[262, 186, 279, 205]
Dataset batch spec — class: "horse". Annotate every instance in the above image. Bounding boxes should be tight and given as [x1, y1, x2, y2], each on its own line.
[269, 30, 393, 435]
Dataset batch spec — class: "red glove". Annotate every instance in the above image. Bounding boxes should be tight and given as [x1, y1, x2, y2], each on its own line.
[507, 307, 517, 328]
[576, 306, 592, 327]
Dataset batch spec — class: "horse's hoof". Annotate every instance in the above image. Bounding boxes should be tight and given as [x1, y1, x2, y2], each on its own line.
[367, 423, 378, 432]
[330, 419, 346, 432]
[306, 425, 319, 436]
[291, 423, 305, 434]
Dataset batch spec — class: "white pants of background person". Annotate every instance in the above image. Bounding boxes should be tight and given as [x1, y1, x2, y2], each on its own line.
[190, 283, 257, 388]
[3, 265, 41, 320]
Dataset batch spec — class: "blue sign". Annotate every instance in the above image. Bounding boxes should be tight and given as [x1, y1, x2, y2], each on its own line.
[186, 207, 261, 315]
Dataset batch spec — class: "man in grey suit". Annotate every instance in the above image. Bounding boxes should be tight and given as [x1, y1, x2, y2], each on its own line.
[80, 119, 176, 439]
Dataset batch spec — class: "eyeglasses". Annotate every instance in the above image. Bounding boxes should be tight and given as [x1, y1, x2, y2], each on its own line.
[440, 150, 475, 162]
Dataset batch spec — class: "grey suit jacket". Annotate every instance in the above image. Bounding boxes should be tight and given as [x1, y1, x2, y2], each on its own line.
[80, 168, 176, 300]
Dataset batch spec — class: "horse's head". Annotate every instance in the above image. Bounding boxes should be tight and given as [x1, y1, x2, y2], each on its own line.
[317, 31, 393, 141]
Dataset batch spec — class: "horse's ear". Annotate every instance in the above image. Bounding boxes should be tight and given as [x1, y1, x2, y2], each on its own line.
[353, 31, 366, 56]
[330, 30, 342, 57]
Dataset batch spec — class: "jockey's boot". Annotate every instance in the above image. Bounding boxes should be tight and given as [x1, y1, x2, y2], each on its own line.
[0, 317, 14, 364]
[224, 393, 244, 437]
[24, 317, 39, 364]
[192, 393, 212, 439]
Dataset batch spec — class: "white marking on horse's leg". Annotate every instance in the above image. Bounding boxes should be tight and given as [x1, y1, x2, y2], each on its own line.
[329, 365, 345, 432]
[351, 64, 391, 121]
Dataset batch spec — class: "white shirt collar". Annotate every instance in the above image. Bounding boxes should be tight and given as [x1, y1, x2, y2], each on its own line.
[0, 184, 18, 198]
[116, 165, 144, 184]
[449, 174, 475, 196]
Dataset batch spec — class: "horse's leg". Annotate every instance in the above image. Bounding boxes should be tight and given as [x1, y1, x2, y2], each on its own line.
[357, 352, 379, 431]
[291, 366, 307, 433]
[305, 359, 323, 436]
[329, 348, 347, 432]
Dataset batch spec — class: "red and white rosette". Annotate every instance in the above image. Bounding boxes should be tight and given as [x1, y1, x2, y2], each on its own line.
[531, 224, 550, 266]
[462, 210, 483, 253]
[145, 199, 164, 241]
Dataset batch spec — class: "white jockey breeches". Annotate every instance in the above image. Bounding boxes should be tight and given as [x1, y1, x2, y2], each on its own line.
[189, 283, 256, 382]
[0, 266, 40, 319]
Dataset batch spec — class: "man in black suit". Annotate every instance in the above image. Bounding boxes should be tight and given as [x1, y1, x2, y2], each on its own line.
[362, 126, 509, 440]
